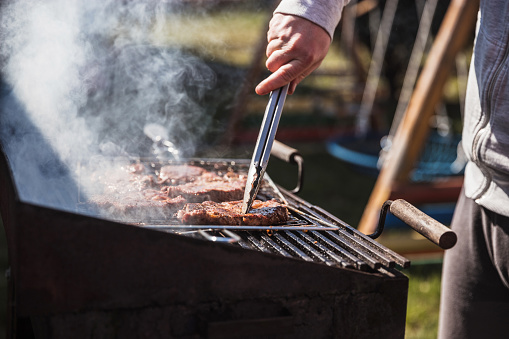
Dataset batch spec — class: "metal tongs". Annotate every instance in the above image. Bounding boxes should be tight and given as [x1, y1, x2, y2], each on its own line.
[241, 84, 289, 214]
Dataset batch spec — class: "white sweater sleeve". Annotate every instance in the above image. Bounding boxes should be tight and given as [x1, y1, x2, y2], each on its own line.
[274, 0, 349, 39]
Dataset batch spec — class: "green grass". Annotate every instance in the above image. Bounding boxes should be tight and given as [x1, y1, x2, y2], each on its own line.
[151, 10, 269, 67]
[148, 6, 362, 76]
[405, 263, 442, 339]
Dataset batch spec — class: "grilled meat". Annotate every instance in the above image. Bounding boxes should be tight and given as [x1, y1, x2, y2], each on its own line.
[87, 164, 247, 221]
[89, 192, 187, 220]
[126, 164, 214, 187]
[163, 179, 245, 203]
[158, 165, 218, 185]
[177, 199, 289, 226]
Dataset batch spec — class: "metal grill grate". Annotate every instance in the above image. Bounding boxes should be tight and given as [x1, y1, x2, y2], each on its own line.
[163, 226, 409, 272]
[145, 185, 411, 272]
[80, 158, 410, 272]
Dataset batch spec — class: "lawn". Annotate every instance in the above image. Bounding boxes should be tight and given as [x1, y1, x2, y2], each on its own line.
[405, 263, 443, 338]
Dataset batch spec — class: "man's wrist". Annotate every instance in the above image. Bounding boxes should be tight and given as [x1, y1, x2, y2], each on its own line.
[274, 0, 348, 39]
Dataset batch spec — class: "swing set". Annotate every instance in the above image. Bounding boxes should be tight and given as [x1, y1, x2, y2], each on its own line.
[225, 0, 479, 237]
[355, 0, 479, 234]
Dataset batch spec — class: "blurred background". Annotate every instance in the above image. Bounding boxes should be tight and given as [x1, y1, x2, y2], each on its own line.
[0, 0, 474, 337]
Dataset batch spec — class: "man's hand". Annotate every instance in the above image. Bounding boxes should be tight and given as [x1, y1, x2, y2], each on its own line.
[255, 13, 332, 96]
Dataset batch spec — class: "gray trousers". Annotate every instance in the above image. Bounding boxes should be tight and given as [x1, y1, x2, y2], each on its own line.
[438, 189, 509, 338]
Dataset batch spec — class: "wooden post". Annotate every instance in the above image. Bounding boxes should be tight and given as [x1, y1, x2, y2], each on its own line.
[357, 0, 479, 234]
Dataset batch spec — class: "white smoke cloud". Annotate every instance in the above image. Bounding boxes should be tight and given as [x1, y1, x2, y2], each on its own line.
[0, 0, 221, 213]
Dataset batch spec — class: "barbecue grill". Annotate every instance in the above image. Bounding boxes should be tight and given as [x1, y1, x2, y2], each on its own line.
[0, 135, 458, 339]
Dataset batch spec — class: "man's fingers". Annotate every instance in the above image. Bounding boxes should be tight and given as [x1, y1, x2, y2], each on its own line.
[287, 69, 312, 94]
[255, 71, 288, 96]
[266, 39, 286, 62]
[257, 13, 331, 96]
[265, 40, 293, 72]
[255, 66, 296, 95]
[256, 60, 312, 95]
[265, 48, 297, 73]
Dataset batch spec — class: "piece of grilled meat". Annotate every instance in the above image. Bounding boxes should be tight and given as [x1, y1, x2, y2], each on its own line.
[87, 164, 246, 221]
[177, 199, 289, 226]
[88, 192, 187, 220]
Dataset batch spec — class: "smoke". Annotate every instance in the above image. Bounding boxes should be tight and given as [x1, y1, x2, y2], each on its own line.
[0, 0, 222, 214]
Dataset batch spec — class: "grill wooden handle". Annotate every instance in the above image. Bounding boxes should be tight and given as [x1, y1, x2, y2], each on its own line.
[390, 199, 457, 249]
